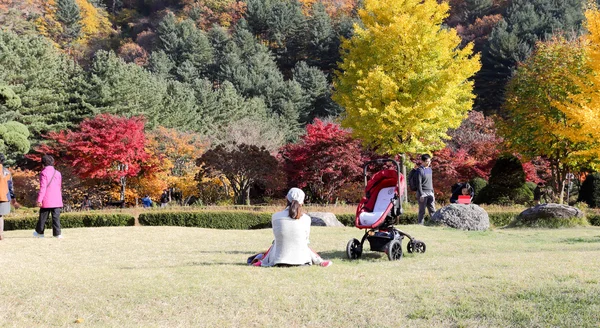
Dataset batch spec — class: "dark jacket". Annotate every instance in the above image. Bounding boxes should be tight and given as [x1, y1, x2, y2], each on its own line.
[417, 166, 434, 195]
[449, 183, 474, 203]
[160, 192, 169, 204]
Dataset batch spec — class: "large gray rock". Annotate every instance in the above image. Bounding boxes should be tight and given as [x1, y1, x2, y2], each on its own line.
[431, 204, 490, 231]
[517, 203, 584, 221]
[308, 212, 344, 227]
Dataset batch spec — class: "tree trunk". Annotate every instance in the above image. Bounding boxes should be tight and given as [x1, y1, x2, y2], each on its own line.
[401, 153, 407, 203]
[244, 186, 251, 205]
[559, 179, 565, 205]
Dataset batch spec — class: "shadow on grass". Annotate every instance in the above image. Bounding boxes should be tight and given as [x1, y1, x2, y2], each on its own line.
[196, 250, 257, 255]
[319, 250, 384, 261]
[187, 262, 249, 266]
[118, 262, 249, 269]
[561, 236, 600, 244]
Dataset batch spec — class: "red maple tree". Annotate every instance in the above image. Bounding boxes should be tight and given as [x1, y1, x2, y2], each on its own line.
[432, 112, 548, 200]
[280, 119, 364, 203]
[34, 114, 151, 181]
[432, 111, 503, 198]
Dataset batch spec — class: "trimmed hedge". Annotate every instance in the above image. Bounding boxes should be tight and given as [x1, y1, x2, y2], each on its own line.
[4, 213, 135, 231]
[138, 211, 273, 229]
[4, 210, 596, 232]
[507, 215, 589, 229]
[338, 213, 421, 226]
[334, 212, 518, 228]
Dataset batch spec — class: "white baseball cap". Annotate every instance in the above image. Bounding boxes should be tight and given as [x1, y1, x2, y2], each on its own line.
[286, 188, 305, 204]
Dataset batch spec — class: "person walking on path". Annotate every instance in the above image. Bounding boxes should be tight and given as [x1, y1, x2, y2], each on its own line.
[0, 153, 15, 241]
[34, 155, 63, 239]
[417, 154, 436, 224]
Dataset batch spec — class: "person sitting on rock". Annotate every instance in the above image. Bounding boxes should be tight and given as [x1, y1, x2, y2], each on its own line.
[449, 182, 474, 204]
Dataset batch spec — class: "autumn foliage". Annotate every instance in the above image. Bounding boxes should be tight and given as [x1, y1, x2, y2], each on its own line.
[333, 0, 481, 155]
[431, 111, 501, 198]
[280, 119, 363, 203]
[556, 8, 600, 162]
[36, 114, 150, 181]
[197, 143, 279, 205]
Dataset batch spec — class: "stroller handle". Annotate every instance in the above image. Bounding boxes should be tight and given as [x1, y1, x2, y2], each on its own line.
[363, 159, 403, 192]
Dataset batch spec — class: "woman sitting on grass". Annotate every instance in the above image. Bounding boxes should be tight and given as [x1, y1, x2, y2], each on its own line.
[253, 188, 332, 267]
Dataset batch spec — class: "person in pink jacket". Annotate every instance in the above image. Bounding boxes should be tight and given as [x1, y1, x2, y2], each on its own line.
[34, 155, 63, 238]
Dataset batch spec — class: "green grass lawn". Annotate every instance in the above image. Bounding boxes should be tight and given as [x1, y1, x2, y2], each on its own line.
[1, 225, 599, 327]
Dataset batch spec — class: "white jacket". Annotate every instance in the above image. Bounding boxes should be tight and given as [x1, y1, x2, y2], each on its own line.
[261, 210, 319, 266]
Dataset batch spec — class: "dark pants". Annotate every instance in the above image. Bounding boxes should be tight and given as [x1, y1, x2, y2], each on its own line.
[36, 208, 62, 236]
[417, 194, 436, 224]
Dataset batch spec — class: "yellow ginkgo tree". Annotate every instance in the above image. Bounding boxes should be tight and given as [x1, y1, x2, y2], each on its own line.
[554, 7, 600, 161]
[501, 37, 595, 203]
[332, 0, 481, 156]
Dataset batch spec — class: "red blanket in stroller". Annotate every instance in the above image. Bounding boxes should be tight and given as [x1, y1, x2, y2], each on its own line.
[355, 169, 404, 229]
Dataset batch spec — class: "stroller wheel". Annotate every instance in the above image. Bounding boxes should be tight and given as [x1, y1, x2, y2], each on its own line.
[407, 240, 415, 254]
[411, 240, 426, 253]
[386, 240, 402, 261]
[346, 238, 362, 260]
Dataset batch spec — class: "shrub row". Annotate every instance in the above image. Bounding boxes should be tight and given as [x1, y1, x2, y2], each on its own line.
[337, 213, 420, 227]
[507, 216, 589, 229]
[137, 211, 521, 230]
[4, 213, 135, 231]
[6, 209, 591, 232]
[586, 214, 600, 226]
[138, 211, 273, 229]
[339, 212, 519, 228]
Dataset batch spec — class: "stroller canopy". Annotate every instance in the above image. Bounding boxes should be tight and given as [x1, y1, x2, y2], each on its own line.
[357, 169, 404, 229]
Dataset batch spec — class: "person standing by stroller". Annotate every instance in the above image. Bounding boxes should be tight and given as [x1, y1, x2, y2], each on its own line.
[34, 155, 63, 239]
[0, 153, 15, 241]
[417, 154, 436, 224]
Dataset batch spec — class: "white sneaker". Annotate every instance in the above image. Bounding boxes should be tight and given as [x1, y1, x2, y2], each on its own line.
[33, 231, 44, 238]
[54, 235, 63, 239]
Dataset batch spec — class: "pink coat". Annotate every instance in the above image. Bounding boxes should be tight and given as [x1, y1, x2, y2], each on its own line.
[37, 166, 63, 208]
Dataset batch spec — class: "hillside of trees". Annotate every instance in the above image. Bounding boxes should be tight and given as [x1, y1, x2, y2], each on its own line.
[2, 0, 600, 207]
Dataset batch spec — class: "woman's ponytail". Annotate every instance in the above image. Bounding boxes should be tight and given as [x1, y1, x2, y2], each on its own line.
[288, 200, 302, 219]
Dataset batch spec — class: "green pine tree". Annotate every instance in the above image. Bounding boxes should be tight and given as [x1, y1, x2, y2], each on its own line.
[84, 50, 168, 127]
[306, 2, 337, 71]
[0, 121, 30, 165]
[155, 13, 213, 79]
[216, 25, 304, 140]
[465, 0, 494, 22]
[56, 0, 82, 41]
[147, 50, 175, 79]
[0, 85, 22, 123]
[160, 80, 199, 131]
[0, 30, 85, 141]
[245, 0, 307, 72]
[292, 61, 341, 123]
